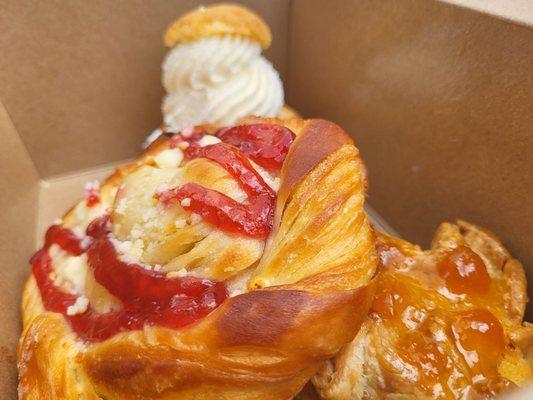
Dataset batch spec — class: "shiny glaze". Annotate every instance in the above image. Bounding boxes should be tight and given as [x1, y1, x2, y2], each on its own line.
[452, 309, 506, 377]
[370, 242, 511, 398]
[437, 246, 491, 295]
[30, 226, 83, 314]
[400, 331, 448, 383]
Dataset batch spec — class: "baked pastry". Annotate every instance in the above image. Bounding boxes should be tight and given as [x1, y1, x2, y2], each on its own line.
[159, 4, 295, 134]
[18, 118, 378, 399]
[313, 221, 533, 399]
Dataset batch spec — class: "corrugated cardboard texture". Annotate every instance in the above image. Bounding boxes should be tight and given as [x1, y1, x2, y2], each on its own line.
[0, 102, 39, 399]
[0, 0, 290, 179]
[288, 0, 533, 319]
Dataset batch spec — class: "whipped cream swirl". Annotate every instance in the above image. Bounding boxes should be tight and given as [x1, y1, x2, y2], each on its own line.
[162, 35, 284, 130]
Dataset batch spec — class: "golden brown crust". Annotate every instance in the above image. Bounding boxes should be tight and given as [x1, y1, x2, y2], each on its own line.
[81, 285, 373, 399]
[164, 3, 271, 49]
[249, 120, 376, 290]
[19, 280, 100, 399]
[19, 117, 377, 399]
[278, 119, 352, 208]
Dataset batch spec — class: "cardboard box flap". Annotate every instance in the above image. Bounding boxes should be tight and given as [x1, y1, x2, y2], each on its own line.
[0, 101, 39, 397]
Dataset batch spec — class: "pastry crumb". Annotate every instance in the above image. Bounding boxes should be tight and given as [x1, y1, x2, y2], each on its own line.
[166, 268, 188, 278]
[66, 296, 89, 316]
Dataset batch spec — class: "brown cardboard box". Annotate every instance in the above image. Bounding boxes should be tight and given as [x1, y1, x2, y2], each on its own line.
[1, 0, 531, 398]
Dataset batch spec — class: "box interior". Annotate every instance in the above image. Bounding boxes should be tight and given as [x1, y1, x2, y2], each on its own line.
[288, 0, 533, 276]
[1, 0, 532, 397]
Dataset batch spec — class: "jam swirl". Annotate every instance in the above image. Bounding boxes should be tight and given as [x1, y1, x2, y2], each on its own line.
[31, 123, 294, 342]
[86, 216, 226, 306]
[31, 220, 227, 342]
[157, 142, 276, 238]
[31, 226, 83, 314]
[158, 124, 294, 238]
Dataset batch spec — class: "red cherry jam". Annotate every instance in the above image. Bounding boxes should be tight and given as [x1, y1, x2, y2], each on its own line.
[86, 216, 226, 306]
[43, 224, 85, 256]
[31, 219, 227, 342]
[157, 143, 276, 238]
[83, 181, 101, 207]
[216, 123, 295, 171]
[31, 123, 294, 342]
[158, 124, 294, 238]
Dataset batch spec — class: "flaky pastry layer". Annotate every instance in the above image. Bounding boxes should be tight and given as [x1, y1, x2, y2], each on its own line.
[18, 118, 377, 399]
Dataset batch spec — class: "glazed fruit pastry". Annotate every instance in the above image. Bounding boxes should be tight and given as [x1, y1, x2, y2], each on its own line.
[313, 221, 533, 399]
[18, 118, 378, 399]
